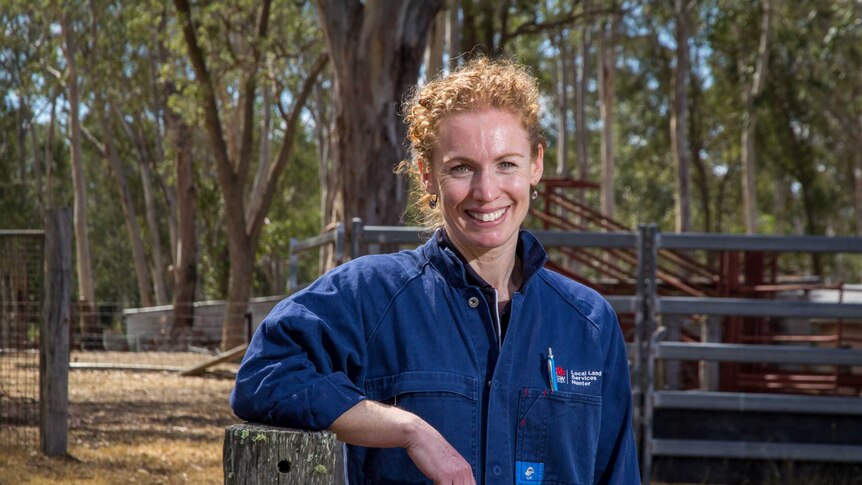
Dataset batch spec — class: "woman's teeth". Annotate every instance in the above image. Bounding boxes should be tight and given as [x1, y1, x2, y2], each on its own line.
[468, 208, 506, 222]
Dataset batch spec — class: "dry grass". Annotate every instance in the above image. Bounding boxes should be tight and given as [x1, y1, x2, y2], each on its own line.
[0, 438, 223, 485]
[0, 351, 240, 485]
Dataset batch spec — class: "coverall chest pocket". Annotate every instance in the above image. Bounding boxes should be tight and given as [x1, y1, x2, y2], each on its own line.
[362, 371, 479, 484]
[515, 388, 602, 485]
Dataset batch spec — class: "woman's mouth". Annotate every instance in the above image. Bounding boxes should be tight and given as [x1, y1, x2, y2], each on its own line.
[466, 208, 507, 222]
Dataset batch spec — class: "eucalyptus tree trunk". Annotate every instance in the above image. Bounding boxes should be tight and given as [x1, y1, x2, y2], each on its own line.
[166, 107, 197, 332]
[94, 100, 155, 307]
[60, 9, 98, 347]
[425, 8, 446, 79]
[174, 0, 326, 350]
[555, 29, 569, 177]
[310, 81, 335, 268]
[448, 0, 462, 69]
[29, 119, 43, 217]
[671, 0, 692, 233]
[138, 161, 169, 304]
[598, 9, 619, 220]
[741, 0, 772, 234]
[575, 8, 591, 189]
[17, 102, 28, 183]
[689, 67, 712, 233]
[856, 115, 862, 237]
[315, 0, 444, 229]
[44, 93, 58, 211]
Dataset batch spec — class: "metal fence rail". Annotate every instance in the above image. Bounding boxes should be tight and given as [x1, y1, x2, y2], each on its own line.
[287, 223, 345, 291]
[653, 390, 862, 415]
[643, 323, 862, 482]
[650, 440, 862, 463]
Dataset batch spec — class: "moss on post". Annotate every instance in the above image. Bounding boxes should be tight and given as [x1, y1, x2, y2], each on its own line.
[224, 423, 344, 484]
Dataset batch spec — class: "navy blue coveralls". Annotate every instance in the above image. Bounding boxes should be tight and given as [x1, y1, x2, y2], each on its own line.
[231, 230, 640, 484]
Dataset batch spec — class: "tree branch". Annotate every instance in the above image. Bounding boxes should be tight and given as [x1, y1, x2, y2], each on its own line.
[501, 7, 617, 45]
[237, 0, 272, 186]
[247, 53, 329, 244]
[172, 0, 234, 191]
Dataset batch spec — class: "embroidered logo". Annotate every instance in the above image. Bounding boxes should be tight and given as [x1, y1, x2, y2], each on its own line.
[555, 365, 567, 385]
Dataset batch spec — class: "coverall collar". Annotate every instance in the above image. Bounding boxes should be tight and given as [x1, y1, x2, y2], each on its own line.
[423, 228, 548, 291]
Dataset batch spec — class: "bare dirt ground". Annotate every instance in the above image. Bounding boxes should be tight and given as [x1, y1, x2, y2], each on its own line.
[0, 351, 240, 484]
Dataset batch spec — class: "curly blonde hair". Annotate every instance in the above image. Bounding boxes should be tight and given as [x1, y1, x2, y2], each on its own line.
[400, 56, 546, 227]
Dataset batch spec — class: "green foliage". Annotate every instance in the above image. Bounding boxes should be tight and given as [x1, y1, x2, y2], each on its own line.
[255, 130, 322, 296]
[2, 0, 862, 313]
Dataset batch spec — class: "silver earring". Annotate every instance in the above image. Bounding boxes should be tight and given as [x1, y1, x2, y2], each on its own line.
[531, 189, 538, 200]
[429, 195, 438, 208]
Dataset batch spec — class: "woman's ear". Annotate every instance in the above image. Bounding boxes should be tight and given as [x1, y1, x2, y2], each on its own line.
[419, 159, 436, 194]
[531, 144, 545, 185]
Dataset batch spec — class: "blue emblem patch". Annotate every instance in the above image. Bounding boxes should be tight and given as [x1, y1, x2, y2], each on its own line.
[515, 461, 544, 484]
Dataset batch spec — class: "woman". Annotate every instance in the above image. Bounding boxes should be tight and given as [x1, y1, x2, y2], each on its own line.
[231, 57, 639, 484]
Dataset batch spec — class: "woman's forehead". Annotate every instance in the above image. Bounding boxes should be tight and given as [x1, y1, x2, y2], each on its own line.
[435, 109, 531, 157]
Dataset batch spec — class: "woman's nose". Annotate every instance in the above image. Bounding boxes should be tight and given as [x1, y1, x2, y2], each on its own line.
[471, 170, 500, 201]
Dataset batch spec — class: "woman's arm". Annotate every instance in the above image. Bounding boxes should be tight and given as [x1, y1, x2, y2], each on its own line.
[331, 400, 476, 485]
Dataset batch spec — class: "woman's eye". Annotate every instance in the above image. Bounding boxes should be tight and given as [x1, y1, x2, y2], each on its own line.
[450, 164, 471, 174]
[499, 161, 517, 170]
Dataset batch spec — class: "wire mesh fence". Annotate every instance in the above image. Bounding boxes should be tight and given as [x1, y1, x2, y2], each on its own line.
[0, 232, 44, 449]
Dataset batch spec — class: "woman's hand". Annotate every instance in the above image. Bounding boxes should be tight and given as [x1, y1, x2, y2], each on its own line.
[403, 417, 476, 485]
[330, 400, 475, 484]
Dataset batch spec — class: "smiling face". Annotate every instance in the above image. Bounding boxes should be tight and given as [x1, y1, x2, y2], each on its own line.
[421, 108, 544, 257]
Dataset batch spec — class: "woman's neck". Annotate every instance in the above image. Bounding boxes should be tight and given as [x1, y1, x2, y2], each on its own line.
[446, 232, 522, 301]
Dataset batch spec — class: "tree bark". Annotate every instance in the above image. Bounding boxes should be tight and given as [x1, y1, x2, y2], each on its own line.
[741, 0, 771, 234]
[856, 115, 862, 237]
[44, 93, 58, 211]
[94, 101, 155, 307]
[166, 107, 197, 332]
[448, 0, 462, 69]
[60, 8, 98, 347]
[598, 8, 619, 220]
[150, 15, 178, 268]
[575, 10, 591, 187]
[689, 65, 711, 233]
[425, 8, 446, 79]
[29, 118, 43, 217]
[17, 101, 28, 183]
[315, 0, 444, 229]
[671, 0, 692, 233]
[555, 29, 569, 177]
[139, 160, 169, 304]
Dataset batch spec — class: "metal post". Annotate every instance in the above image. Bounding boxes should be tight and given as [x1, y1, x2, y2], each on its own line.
[334, 223, 345, 265]
[288, 238, 298, 293]
[700, 316, 721, 391]
[664, 316, 681, 390]
[41, 208, 71, 457]
[634, 227, 646, 442]
[642, 326, 667, 485]
[637, 224, 658, 484]
[351, 218, 363, 259]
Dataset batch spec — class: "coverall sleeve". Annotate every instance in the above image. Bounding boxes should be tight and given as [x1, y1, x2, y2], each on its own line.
[594, 307, 641, 484]
[230, 272, 368, 431]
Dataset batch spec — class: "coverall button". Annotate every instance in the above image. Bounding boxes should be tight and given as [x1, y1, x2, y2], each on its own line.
[468, 296, 479, 308]
[492, 380, 499, 389]
[493, 464, 502, 475]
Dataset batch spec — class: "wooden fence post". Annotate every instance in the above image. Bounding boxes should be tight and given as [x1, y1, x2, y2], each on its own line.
[224, 423, 345, 485]
[40, 208, 71, 456]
